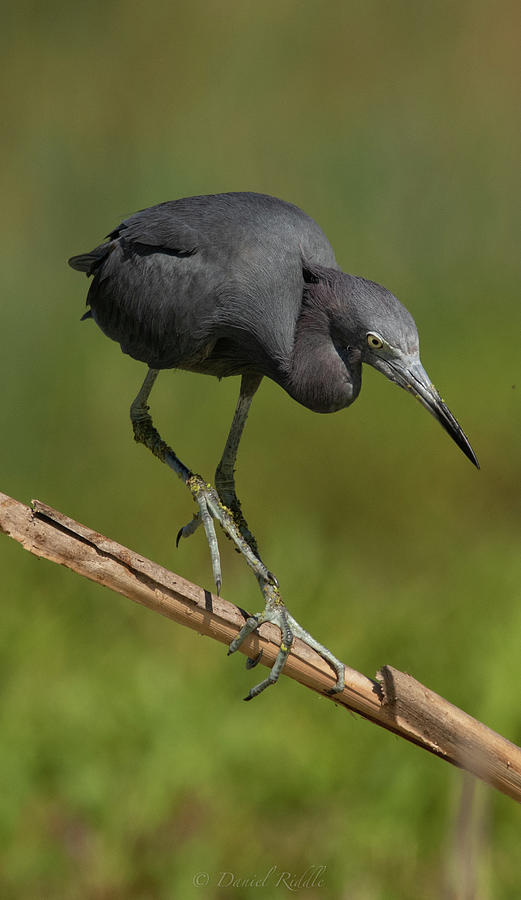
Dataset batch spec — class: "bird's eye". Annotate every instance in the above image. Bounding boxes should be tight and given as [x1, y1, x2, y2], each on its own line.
[367, 333, 384, 350]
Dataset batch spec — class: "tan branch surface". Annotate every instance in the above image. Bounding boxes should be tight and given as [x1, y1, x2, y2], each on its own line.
[1, 491, 520, 803]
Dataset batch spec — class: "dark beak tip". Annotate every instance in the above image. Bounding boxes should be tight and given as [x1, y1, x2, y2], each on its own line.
[429, 394, 479, 472]
[437, 412, 480, 471]
[390, 362, 480, 471]
[456, 434, 479, 470]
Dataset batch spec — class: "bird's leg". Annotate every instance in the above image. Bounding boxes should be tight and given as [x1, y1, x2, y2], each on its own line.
[130, 368, 272, 593]
[177, 373, 263, 554]
[214, 372, 263, 555]
[212, 376, 345, 698]
[131, 369, 346, 699]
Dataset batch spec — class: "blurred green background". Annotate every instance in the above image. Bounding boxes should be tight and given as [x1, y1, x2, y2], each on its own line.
[1, 1, 520, 897]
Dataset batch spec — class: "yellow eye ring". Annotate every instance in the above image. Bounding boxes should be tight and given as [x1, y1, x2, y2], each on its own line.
[367, 333, 384, 350]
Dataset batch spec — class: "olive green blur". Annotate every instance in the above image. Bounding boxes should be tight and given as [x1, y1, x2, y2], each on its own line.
[1, 2, 520, 897]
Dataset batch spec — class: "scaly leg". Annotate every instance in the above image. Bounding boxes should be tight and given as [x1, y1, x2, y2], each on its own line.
[177, 373, 262, 556]
[130, 368, 346, 699]
[215, 372, 262, 554]
[130, 368, 272, 593]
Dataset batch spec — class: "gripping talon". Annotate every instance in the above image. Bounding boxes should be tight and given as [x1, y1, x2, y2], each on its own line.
[229, 595, 345, 700]
[246, 650, 263, 670]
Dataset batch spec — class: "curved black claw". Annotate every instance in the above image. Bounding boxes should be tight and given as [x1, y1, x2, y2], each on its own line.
[245, 650, 263, 670]
[325, 683, 345, 696]
[243, 657, 288, 699]
[176, 510, 202, 548]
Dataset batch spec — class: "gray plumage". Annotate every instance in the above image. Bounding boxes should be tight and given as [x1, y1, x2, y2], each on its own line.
[72, 193, 339, 394]
[69, 191, 478, 700]
[70, 191, 477, 459]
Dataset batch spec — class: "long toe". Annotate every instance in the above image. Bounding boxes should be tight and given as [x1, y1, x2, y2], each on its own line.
[184, 477, 223, 591]
[198, 497, 222, 593]
[187, 474, 275, 588]
[286, 612, 345, 695]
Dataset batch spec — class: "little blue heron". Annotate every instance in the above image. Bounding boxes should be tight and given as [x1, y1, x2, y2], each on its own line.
[69, 192, 478, 699]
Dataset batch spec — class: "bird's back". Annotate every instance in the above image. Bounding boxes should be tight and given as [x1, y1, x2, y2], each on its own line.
[69, 192, 338, 377]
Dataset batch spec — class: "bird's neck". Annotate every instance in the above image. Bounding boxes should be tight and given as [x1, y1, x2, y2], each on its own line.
[283, 291, 361, 414]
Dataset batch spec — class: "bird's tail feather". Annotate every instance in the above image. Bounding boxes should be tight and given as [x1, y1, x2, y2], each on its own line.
[68, 241, 111, 276]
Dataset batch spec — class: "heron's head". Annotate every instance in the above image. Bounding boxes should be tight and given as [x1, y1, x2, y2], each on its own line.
[340, 274, 479, 468]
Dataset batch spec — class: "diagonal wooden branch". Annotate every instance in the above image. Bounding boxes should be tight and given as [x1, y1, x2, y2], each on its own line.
[1, 490, 520, 803]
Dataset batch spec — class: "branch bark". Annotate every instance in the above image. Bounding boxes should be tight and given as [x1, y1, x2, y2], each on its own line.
[1, 491, 520, 803]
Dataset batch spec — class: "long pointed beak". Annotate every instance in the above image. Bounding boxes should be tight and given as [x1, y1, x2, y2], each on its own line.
[388, 359, 479, 468]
